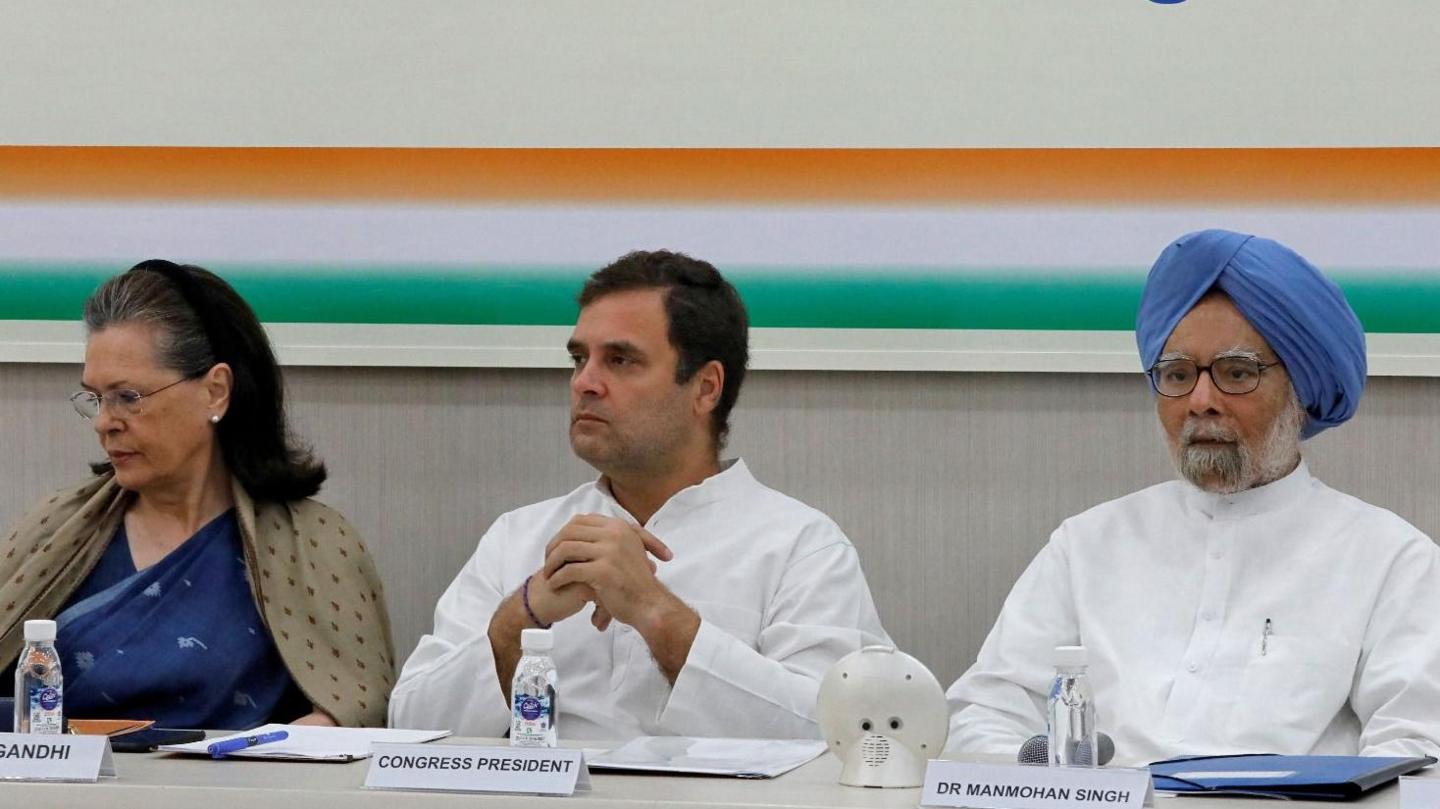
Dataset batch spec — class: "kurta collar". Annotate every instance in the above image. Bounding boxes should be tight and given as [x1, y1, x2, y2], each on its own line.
[1184, 459, 1313, 520]
[596, 458, 754, 526]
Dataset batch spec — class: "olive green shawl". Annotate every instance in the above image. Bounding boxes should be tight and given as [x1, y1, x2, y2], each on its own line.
[0, 475, 394, 727]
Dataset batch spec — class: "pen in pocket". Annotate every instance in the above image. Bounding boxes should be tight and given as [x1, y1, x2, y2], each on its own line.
[1261, 618, 1273, 656]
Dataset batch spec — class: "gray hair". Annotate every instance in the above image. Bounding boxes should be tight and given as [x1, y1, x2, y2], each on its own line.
[81, 261, 328, 500]
[83, 270, 215, 377]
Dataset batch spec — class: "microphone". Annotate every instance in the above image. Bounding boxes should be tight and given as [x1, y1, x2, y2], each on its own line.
[1018, 733, 1115, 766]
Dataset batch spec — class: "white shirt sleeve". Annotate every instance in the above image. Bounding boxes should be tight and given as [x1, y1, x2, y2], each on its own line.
[1350, 534, 1440, 758]
[655, 534, 891, 739]
[946, 527, 1078, 754]
[388, 514, 514, 735]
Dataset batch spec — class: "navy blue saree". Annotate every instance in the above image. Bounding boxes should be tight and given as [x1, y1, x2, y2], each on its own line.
[53, 511, 307, 728]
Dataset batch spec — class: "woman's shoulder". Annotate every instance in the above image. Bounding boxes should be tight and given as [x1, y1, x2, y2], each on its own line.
[241, 483, 351, 529]
[0, 475, 119, 596]
[7, 475, 115, 535]
[281, 497, 357, 531]
[246, 495, 371, 557]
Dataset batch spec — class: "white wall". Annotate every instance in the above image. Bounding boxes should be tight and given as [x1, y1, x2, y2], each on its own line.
[2, 1, 1438, 147]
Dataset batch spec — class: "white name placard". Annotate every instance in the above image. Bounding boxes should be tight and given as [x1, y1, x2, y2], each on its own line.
[365, 743, 590, 796]
[0, 733, 116, 782]
[1400, 776, 1440, 809]
[923, 761, 1151, 809]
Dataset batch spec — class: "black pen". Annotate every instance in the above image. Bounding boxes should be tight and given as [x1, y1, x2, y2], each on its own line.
[1261, 618, 1273, 656]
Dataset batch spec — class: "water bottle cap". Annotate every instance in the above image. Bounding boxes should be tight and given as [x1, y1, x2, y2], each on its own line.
[24, 619, 57, 642]
[521, 628, 554, 652]
[1054, 645, 1088, 667]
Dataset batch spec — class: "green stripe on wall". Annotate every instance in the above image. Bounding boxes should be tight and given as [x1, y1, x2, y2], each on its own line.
[1, 262, 1437, 333]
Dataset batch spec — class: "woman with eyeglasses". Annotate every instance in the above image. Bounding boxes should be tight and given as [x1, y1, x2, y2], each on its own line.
[0, 260, 394, 729]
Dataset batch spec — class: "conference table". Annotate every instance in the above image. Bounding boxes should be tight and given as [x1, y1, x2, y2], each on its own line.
[2, 737, 1434, 809]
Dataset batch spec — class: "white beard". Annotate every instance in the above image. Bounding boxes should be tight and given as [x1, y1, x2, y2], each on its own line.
[1173, 394, 1306, 495]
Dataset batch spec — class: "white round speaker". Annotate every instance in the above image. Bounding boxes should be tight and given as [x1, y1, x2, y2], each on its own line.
[816, 645, 948, 788]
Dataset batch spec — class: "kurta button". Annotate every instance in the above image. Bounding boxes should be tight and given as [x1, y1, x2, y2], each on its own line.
[1200, 612, 1215, 622]
[1211, 550, 1224, 560]
[1186, 662, 1200, 673]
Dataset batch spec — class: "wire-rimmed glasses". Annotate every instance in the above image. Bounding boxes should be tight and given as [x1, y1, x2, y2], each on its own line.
[69, 376, 197, 420]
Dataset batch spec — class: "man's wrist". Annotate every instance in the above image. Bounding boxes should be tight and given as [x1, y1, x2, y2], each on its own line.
[634, 591, 702, 683]
[490, 592, 522, 642]
[636, 591, 699, 644]
[521, 575, 553, 629]
[488, 591, 532, 705]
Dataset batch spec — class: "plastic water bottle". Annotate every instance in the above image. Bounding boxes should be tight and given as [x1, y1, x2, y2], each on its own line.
[510, 628, 557, 748]
[1047, 645, 1097, 767]
[14, 619, 63, 735]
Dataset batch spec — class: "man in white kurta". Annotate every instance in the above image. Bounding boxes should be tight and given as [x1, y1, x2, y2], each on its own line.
[391, 251, 888, 738]
[948, 462, 1440, 764]
[391, 459, 887, 738]
[948, 229, 1440, 764]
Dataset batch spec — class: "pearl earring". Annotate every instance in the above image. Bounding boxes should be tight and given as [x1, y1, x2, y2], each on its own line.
[210, 414, 221, 424]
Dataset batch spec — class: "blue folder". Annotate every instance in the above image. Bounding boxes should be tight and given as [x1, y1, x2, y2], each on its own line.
[1150, 754, 1435, 801]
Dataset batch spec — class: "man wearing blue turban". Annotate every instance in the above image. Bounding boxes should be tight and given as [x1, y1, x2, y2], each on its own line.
[947, 230, 1440, 764]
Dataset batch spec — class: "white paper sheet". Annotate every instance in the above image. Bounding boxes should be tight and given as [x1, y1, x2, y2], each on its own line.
[158, 724, 451, 762]
[587, 736, 826, 778]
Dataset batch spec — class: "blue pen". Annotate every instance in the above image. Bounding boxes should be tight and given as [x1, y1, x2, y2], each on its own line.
[207, 729, 290, 759]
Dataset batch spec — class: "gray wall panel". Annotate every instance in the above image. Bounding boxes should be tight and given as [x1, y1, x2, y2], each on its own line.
[2, 363, 1436, 689]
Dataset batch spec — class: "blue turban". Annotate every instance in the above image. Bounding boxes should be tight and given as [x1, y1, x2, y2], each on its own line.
[1135, 229, 1367, 439]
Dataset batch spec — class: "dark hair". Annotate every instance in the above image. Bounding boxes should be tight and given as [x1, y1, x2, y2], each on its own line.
[82, 260, 327, 501]
[578, 250, 749, 450]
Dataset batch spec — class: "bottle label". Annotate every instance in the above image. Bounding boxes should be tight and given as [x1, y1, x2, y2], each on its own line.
[511, 694, 553, 745]
[518, 696, 545, 721]
[27, 684, 63, 734]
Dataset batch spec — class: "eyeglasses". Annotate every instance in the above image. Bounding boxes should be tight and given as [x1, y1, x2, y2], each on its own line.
[70, 376, 197, 420]
[1147, 356, 1279, 398]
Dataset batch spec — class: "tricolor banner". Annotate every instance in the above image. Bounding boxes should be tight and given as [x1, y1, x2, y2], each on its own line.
[2, 148, 1437, 374]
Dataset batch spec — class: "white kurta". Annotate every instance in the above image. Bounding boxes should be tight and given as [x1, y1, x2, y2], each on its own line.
[948, 462, 1440, 765]
[391, 459, 890, 739]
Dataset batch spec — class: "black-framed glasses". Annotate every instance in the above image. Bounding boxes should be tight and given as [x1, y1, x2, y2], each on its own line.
[69, 376, 197, 420]
[1147, 356, 1279, 398]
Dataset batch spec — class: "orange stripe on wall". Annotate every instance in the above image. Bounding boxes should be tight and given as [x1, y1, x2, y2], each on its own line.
[1, 147, 1438, 205]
